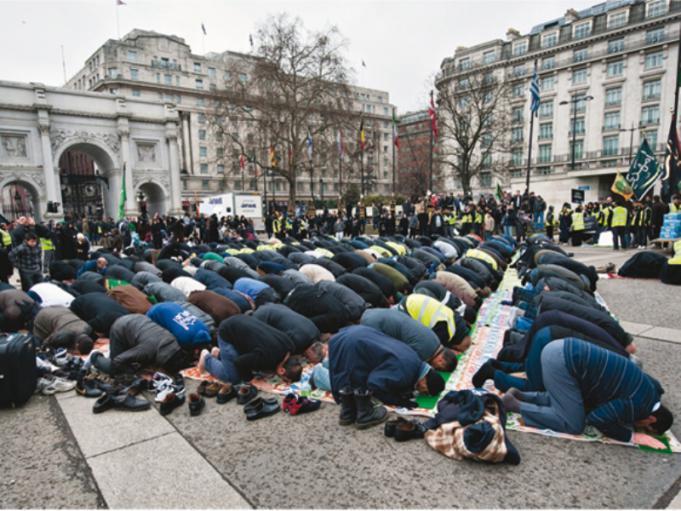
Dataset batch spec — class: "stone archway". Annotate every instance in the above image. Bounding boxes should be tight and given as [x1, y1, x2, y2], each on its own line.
[136, 181, 168, 216]
[52, 138, 119, 219]
[0, 179, 41, 221]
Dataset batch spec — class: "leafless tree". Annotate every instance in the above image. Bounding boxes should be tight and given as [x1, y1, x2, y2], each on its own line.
[436, 69, 512, 196]
[206, 14, 356, 209]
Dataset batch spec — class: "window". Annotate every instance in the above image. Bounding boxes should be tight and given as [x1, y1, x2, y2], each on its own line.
[607, 10, 628, 29]
[512, 65, 526, 77]
[482, 49, 496, 64]
[164, 74, 172, 85]
[604, 111, 621, 130]
[541, 56, 555, 70]
[202, 179, 210, 190]
[603, 135, 619, 156]
[198, 129, 206, 141]
[458, 57, 471, 70]
[130, 68, 139, 80]
[176, 76, 180, 86]
[199, 146, 208, 158]
[512, 40, 528, 56]
[194, 62, 202, 73]
[571, 117, 585, 135]
[645, 51, 664, 69]
[538, 144, 552, 163]
[108, 67, 118, 78]
[646, 27, 665, 44]
[208, 67, 216, 80]
[608, 38, 624, 54]
[512, 83, 524, 97]
[539, 122, 553, 140]
[573, 21, 592, 40]
[198, 113, 206, 124]
[511, 126, 524, 143]
[481, 153, 492, 169]
[573, 94, 588, 113]
[239, 73, 248, 83]
[646, 0, 668, 18]
[127, 49, 137, 61]
[572, 67, 587, 84]
[196, 97, 205, 107]
[643, 79, 661, 101]
[131, 89, 140, 97]
[511, 106, 524, 124]
[538, 100, 553, 118]
[607, 60, 624, 77]
[480, 173, 492, 187]
[541, 75, 555, 92]
[641, 105, 660, 125]
[605, 86, 622, 106]
[511, 148, 523, 166]
[643, 130, 658, 149]
[570, 139, 584, 160]
[216, 147, 224, 158]
[200, 164, 208, 174]
[574, 48, 588, 63]
[542, 32, 558, 48]
[195, 78, 204, 90]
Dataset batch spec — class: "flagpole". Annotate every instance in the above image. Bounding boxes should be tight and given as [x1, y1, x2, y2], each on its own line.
[429, 90, 434, 192]
[674, 24, 681, 122]
[338, 131, 343, 206]
[115, 2, 121, 39]
[525, 60, 538, 195]
[392, 106, 397, 197]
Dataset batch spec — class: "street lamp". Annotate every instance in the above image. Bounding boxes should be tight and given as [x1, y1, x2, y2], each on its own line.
[620, 125, 643, 166]
[559, 94, 594, 170]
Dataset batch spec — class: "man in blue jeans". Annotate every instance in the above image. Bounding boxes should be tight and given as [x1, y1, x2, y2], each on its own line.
[501, 338, 672, 449]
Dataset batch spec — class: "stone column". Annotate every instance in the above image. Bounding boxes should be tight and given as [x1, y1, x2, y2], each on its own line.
[181, 113, 193, 174]
[117, 117, 137, 216]
[167, 122, 183, 215]
[37, 109, 63, 220]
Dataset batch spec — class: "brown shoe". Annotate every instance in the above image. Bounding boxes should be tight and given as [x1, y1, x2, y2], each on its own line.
[198, 380, 220, 398]
[216, 383, 236, 404]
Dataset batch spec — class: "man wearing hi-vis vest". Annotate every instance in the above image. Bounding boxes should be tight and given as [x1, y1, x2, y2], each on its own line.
[570, 205, 585, 247]
[609, 200, 630, 250]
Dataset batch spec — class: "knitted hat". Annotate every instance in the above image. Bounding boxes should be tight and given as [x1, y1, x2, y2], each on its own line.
[425, 369, 445, 396]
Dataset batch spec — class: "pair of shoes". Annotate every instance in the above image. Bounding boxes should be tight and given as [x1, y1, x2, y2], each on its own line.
[282, 393, 322, 415]
[198, 380, 221, 398]
[37, 376, 77, 395]
[188, 393, 205, 416]
[160, 392, 186, 416]
[384, 417, 426, 442]
[338, 388, 388, 429]
[244, 396, 280, 420]
[216, 383, 237, 404]
[93, 391, 152, 414]
[76, 378, 104, 398]
[236, 384, 258, 404]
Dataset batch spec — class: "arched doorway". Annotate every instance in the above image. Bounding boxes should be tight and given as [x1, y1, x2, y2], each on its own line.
[54, 141, 118, 220]
[0, 181, 40, 221]
[137, 181, 167, 216]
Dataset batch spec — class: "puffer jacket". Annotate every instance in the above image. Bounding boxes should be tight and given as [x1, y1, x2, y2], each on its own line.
[109, 314, 182, 371]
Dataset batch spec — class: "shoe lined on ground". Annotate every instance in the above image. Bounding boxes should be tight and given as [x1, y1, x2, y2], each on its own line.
[76, 378, 104, 398]
[282, 393, 321, 415]
[37, 376, 77, 395]
[216, 383, 237, 404]
[160, 392, 186, 416]
[236, 384, 258, 405]
[93, 390, 151, 414]
[394, 419, 426, 442]
[353, 389, 388, 429]
[198, 380, 221, 398]
[188, 393, 205, 416]
[244, 396, 280, 420]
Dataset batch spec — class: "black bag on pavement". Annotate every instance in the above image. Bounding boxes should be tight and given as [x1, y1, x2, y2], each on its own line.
[0, 333, 37, 407]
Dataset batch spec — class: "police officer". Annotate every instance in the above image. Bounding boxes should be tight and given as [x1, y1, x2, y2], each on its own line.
[570, 205, 585, 247]
[609, 200, 629, 250]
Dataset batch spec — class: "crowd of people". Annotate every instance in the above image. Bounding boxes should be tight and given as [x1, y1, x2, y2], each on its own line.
[0, 184, 675, 464]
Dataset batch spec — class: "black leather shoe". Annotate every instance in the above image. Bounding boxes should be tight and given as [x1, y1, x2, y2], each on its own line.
[93, 393, 114, 414]
[216, 383, 237, 404]
[244, 396, 280, 421]
[188, 393, 205, 416]
[160, 392, 185, 416]
[394, 420, 426, 442]
[111, 392, 151, 412]
[236, 384, 258, 405]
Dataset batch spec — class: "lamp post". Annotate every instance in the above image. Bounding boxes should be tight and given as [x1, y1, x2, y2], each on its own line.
[559, 94, 593, 170]
[319, 176, 324, 208]
[620, 124, 641, 166]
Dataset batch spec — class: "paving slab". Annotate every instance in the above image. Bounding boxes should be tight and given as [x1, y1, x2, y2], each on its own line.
[58, 393, 174, 457]
[644, 327, 681, 344]
[621, 320, 655, 336]
[0, 394, 105, 509]
[87, 431, 251, 509]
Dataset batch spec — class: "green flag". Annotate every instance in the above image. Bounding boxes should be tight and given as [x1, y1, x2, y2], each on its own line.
[626, 139, 662, 200]
[495, 183, 503, 201]
[611, 172, 633, 200]
[118, 164, 127, 220]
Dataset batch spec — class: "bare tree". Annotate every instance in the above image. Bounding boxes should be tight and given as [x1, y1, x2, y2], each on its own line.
[207, 14, 355, 209]
[436, 69, 512, 196]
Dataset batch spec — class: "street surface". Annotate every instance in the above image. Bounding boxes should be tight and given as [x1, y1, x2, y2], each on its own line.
[2, 245, 681, 509]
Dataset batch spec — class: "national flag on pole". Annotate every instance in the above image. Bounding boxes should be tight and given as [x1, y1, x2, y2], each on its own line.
[249, 34, 254, 48]
[201, 23, 207, 35]
[268, 145, 278, 168]
[305, 129, 313, 160]
[626, 138, 662, 200]
[118, 164, 127, 220]
[359, 118, 366, 151]
[116, 0, 125, 5]
[392, 109, 400, 149]
[530, 68, 540, 116]
[662, 113, 681, 202]
[611, 172, 634, 200]
[239, 153, 246, 170]
[495, 182, 503, 202]
[428, 91, 438, 140]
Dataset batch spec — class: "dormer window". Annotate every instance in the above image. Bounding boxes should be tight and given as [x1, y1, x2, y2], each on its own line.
[573, 20, 592, 39]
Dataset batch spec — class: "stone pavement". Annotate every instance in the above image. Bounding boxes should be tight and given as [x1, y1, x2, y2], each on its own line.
[2, 244, 681, 508]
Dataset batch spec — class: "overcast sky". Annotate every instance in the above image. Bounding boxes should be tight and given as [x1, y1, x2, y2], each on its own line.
[1, 0, 598, 112]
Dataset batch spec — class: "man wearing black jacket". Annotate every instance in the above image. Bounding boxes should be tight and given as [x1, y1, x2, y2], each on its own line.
[70, 292, 128, 337]
[253, 303, 321, 356]
[199, 315, 303, 384]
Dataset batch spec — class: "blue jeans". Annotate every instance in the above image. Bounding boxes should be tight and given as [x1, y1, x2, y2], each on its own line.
[204, 337, 241, 383]
[503, 225, 514, 239]
[493, 327, 553, 392]
[518, 339, 585, 435]
[311, 358, 331, 391]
